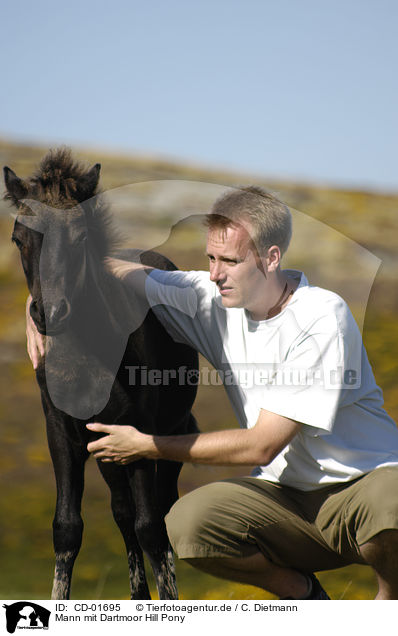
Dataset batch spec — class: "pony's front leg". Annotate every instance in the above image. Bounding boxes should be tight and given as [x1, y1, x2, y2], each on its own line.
[46, 417, 88, 600]
[97, 461, 151, 600]
[129, 461, 179, 600]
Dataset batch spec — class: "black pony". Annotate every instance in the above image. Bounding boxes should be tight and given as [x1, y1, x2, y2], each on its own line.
[3, 149, 199, 599]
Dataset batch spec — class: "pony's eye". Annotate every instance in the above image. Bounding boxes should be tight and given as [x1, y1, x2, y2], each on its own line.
[74, 234, 87, 246]
[12, 236, 23, 249]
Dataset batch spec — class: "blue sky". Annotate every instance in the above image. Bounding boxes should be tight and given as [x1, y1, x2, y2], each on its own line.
[1, 0, 397, 191]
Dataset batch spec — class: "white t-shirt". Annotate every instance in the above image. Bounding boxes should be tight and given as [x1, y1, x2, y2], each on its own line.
[145, 268, 398, 490]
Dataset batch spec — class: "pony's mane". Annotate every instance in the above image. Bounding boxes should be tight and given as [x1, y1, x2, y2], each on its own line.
[12, 148, 121, 258]
[35, 147, 90, 196]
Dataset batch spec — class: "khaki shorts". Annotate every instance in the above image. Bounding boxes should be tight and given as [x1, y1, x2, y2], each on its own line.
[165, 466, 398, 572]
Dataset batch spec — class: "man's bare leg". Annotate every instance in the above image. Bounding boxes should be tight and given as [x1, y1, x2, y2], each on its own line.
[184, 551, 310, 599]
[359, 529, 398, 600]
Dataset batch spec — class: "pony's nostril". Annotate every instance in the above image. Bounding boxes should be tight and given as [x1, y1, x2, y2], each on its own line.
[30, 299, 43, 322]
[48, 299, 71, 325]
[57, 299, 70, 322]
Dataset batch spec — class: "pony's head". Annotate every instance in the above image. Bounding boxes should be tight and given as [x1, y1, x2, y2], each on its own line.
[4, 148, 118, 335]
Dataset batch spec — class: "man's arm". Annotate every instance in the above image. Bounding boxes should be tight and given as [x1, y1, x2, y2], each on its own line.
[86, 409, 302, 466]
[105, 256, 153, 285]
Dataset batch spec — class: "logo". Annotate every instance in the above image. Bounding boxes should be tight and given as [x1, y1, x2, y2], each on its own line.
[2, 603, 51, 634]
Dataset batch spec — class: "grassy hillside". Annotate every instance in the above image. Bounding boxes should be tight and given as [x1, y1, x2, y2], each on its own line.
[0, 138, 397, 600]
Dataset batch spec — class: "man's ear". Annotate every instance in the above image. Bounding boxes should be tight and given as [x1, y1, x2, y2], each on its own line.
[3, 167, 28, 205]
[266, 245, 281, 272]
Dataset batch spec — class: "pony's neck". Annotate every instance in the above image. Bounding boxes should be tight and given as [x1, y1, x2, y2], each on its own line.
[71, 250, 131, 354]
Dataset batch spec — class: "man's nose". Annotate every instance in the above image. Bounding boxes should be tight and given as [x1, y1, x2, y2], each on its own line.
[210, 261, 224, 282]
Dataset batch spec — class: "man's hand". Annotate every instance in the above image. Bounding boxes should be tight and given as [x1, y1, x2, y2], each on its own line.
[86, 423, 153, 464]
[86, 410, 303, 467]
[26, 295, 45, 369]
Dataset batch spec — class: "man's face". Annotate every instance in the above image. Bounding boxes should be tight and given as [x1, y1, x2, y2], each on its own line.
[206, 223, 268, 312]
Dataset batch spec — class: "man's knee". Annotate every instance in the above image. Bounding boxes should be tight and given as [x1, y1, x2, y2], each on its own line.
[165, 483, 222, 558]
[165, 492, 204, 556]
[165, 481, 250, 560]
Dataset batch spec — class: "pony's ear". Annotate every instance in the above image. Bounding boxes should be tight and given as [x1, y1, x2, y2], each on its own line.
[77, 163, 101, 201]
[3, 167, 28, 204]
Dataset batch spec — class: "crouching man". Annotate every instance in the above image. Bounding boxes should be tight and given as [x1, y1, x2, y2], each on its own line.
[28, 187, 398, 599]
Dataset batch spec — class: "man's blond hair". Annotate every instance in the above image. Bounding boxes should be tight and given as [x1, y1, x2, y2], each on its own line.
[205, 186, 292, 257]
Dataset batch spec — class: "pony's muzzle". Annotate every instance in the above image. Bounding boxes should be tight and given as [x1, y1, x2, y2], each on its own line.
[31, 298, 71, 335]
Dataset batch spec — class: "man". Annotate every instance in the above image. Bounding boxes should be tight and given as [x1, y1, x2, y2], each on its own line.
[28, 187, 398, 599]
